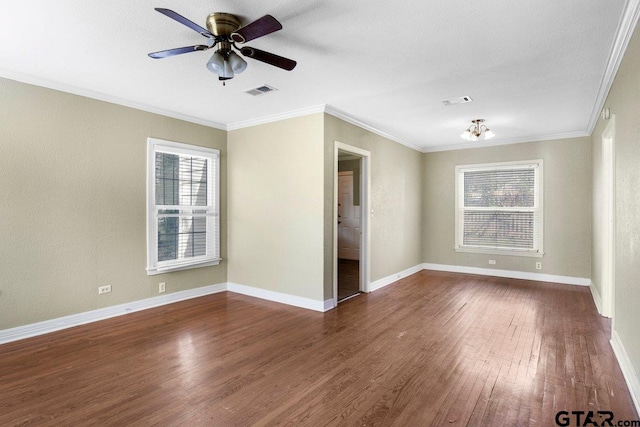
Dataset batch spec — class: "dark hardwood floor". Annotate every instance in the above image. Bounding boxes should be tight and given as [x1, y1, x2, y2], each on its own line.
[0, 270, 637, 426]
[338, 258, 360, 301]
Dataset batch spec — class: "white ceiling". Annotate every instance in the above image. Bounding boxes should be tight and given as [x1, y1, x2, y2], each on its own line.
[0, 0, 636, 152]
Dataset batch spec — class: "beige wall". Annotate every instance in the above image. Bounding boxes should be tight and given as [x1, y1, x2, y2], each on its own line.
[422, 137, 592, 278]
[0, 78, 227, 330]
[324, 115, 423, 299]
[592, 24, 640, 385]
[227, 114, 325, 301]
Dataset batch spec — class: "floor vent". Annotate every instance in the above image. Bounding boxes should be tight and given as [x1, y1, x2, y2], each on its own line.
[245, 84, 277, 96]
[442, 96, 473, 106]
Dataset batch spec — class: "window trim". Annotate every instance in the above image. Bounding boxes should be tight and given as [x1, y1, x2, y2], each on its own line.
[454, 159, 544, 258]
[146, 137, 221, 275]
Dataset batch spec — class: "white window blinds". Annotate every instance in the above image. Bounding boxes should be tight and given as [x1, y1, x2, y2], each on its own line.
[147, 138, 220, 274]
[455, 161, 543, 256]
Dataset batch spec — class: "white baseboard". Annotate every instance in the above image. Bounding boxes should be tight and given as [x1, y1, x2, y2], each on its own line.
[610, 329, 640, 416]
[0, 283, 227, 345]
[422, 263, 591, 286]
[0, 281, 334, 345]
[227, 282, 328, 312]
[0, 264, 594, 345]
[369, 264, 424, 292]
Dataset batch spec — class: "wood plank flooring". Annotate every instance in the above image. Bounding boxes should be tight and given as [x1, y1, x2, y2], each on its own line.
[0, 270, 638, 426]
[338, 259, 360, 301]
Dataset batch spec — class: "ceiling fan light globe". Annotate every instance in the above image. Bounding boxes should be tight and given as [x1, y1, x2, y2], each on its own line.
[470, 133, 479, 142]
[206, 52, 225, 74]
[221, 59, 234, 79]
[228, 51, 248, 74]
[461, 129, 472, 140]
[484, 129, 495, 139]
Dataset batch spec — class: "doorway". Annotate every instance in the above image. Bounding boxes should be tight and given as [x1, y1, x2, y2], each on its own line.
[334, 142, 370, 306]
[337, 170, 360, 301]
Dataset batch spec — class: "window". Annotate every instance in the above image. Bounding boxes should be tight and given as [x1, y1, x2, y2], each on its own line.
[455, 160, 543, 257]
[146, 138, 220, 275]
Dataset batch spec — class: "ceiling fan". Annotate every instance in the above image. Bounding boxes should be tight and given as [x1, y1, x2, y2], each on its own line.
[148, 8, 297, 82]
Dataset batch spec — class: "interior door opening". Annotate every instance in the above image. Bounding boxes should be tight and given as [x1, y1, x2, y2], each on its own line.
[334, 146, 370, 304]
[333, 142, 370, 308]
[337, 153, 362, 302]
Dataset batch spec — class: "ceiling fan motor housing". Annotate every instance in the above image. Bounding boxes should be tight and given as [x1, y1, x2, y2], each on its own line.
[206, 13, 241, 36]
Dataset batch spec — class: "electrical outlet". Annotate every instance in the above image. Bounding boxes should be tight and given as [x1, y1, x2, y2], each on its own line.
[536, 262, 542, 270]
[98, 285, 111, 295]
[159, 282, 166, 293]
[488, 260, 496, 265]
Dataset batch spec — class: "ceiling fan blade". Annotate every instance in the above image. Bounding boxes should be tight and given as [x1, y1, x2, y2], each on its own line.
[231, 15, 282, 43]
[240, 47, 297, 71]
[148, 45, 211, 59]
[154, 8, 213, 38]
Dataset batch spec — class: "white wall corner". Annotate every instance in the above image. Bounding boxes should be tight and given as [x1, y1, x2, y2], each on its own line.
[589, 280, 606, 316]
[0, 283, 228, 345]
[227, 282, 326, 312]
[324, 299, 336, 312]
[369, 264, 424, 293]
[422, 263, 591, 287]
[226, 104, 326, 131]
[324, 105, 424, 153]
[610, 329, 640, 416]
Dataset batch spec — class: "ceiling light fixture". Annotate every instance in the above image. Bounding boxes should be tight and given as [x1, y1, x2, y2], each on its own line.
[149, 9, 296, 85]
[461, 119, 495, 141]
[206, 43, 247, 82]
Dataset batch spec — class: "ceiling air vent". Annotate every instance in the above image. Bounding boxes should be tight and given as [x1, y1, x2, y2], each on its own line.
[245, 84, 277, 96]
[442, 96, 473, 106]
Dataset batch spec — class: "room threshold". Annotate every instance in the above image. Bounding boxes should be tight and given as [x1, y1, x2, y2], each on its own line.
[338, 292, 362, 303]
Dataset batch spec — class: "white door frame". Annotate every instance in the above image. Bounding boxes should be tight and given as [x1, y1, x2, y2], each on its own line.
[601, 115, 616, 319]
[334, 141, 371, 307]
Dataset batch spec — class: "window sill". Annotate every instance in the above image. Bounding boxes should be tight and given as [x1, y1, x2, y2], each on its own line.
[454, 247, 543, 258]
[146, 259, 221, 276]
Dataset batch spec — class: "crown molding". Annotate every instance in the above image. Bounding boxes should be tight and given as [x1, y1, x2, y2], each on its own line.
[324, 105, 424, 152]
[226, 103, 425, 153]
[225, 104, 326, 130]
[586, 0, 640, 134]
[0, 68, 227, 130]
[423, 130, 590, 153]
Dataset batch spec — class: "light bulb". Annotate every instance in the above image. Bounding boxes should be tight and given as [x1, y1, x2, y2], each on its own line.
[221, 59, 234, 79]
[228, 51, 247, 74]
[206, 52, 225, 74]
